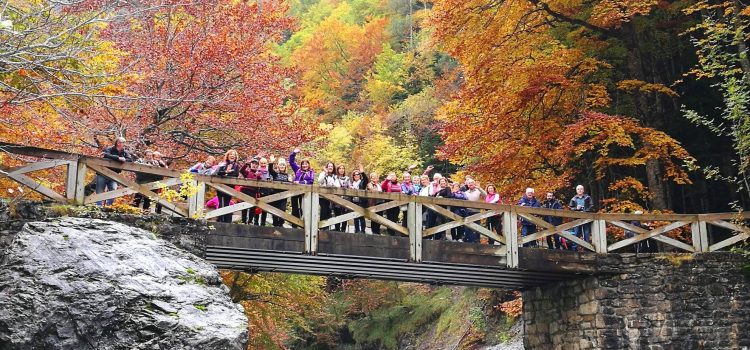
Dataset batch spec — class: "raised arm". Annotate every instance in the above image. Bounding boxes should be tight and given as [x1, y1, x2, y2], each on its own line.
[289, 148, 300, 173]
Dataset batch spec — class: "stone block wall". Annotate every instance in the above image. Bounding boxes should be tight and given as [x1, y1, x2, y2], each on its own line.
[523, 253, 750, 350]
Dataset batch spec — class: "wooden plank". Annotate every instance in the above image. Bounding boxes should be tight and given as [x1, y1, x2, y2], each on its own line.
[194, 182, 206, 217]
[592, 220, 608, 253]
[691, 221, 709, 252]
[73, 161, 87, 205]
[706, 220, 750, 234]
[557, 230, 596, 252]
[606, 221, 689, 252]
[0, 142, 79, 160]
[205, 202, 253, 220]
[6, 172, 66, 201]
[421, 204, 505, 243]
[206, 183, 304, 227]
[609, 220, 649, 235]
[310, 192, 320, 253]
[8, 160, 70, 176]
[88, 164, 188, 217]
[709, 232, 750, 251]
[303, 191, 313, 254]
[516, 212, 555, 230]
[503, 211, 519, 268]
[521, 218, 593, 244]
[318, 199, 402, 228]
[651, 235, 695, 252]
[66, 161, 77, 200]
[83, 177, 183, 205]
[699, 212, 750, 221]
[321, 193, 407, 236]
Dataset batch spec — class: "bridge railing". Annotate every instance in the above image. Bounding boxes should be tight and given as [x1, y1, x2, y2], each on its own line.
[1, 142, 749, 269]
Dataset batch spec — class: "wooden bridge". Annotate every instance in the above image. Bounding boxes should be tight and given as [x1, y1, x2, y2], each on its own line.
[1, 142, 749, 289]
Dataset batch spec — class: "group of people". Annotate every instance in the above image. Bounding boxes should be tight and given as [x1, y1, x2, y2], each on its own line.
[94, 139, 600, 248]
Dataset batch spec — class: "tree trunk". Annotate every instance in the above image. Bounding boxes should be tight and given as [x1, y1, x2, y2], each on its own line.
[646, 158, 669, 210]
[622, 22, 673, 210]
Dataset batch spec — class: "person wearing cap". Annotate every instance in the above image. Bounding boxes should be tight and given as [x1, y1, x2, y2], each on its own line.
[269, 155, 291, 227]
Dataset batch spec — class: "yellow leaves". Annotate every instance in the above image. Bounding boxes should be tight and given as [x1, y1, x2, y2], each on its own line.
[589, 0, 659, 29]
[585, 84, 611, 108]
[616, 79, 678, 97]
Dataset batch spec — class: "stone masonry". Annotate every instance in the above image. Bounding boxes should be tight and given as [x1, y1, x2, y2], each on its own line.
[523, 253, 750, 350]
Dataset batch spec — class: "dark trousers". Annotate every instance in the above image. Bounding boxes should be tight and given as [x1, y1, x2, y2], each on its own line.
[486, 215, 501, 245]
[354, 217, 365, 233]
[271, 198, 288, 227]
[333, 205, 348, 232]
[428, 210, 444, 240]
[291, 195, 303, 228]
[463, 210, 479, 243]
[521, 224, 537, 247]
[385, 207, 400, 236]
[320, 198, 332, 229]
[217, 192, 233, 223]
[241, 188, 257, 225]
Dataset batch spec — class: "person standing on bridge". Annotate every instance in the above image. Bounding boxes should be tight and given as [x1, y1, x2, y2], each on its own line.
[484, 184, 502, 245]
[318, 162, 340, 231]
[351, 164, 368, 233]
[289, 148, 315, 228]
[518, 188, 541, 247]
[268, 155, 291, 227]
[462, 179, 485, 243]
[381, 172, 402, 236]
[542, 192, 564, 249]
[96, 137, 134, 206]
[132, 149, 158, 211]
[569, 185, 594, 246]
[189, 155, 217, 175]
[367, 172, 383, 234]
[239, 157, 261, 225]
[335, 164, 352, 232]
[215, 150, 240, 223]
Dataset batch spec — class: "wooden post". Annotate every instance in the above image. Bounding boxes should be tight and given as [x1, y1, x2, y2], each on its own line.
[691, 220, 709, 252]
[303, 191, 320, 254]
[65, 160, 78, 201]
[503, 210, 519, 268]
[592, 219, 608, 253]
[188, 180, 205, 218]
[73, 160, 88, 205]
[408, 202, 423, 263]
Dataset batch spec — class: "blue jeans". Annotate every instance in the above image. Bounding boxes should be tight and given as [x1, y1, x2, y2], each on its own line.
[95, 175, 118, 206]
[575, 223, 591, 242]
[521, 224, 537, 247]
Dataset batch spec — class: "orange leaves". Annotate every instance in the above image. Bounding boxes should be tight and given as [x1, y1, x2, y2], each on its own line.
[556, 112, 695, 184]
[617, 79, 678, 97]
[589, 0, 659, 29]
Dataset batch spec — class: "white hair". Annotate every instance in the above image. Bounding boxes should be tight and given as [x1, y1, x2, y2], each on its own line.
[526, 187, 535, 193]
[576, 185, 585, 190]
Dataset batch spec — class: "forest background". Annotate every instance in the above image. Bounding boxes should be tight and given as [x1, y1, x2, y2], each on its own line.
[1, 0, 749, 348]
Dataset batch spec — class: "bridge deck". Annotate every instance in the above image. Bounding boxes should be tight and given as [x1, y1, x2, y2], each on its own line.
[204, 223, 594, 289]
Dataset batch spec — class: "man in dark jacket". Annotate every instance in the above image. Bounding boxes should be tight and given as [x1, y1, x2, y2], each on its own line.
[569, 185, 594, 245]
[542, 192, 563, 249]
[96, 137, 133, 206]
[518, 188, 540, 247]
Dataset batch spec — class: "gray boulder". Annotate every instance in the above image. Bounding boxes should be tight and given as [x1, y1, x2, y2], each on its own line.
[0, 217, 248, 349]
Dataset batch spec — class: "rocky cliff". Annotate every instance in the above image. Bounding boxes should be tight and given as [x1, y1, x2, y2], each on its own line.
[0, 216, 248, 349]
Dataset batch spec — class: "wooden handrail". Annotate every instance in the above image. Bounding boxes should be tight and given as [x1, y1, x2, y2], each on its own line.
[2, 141, 748, 264]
